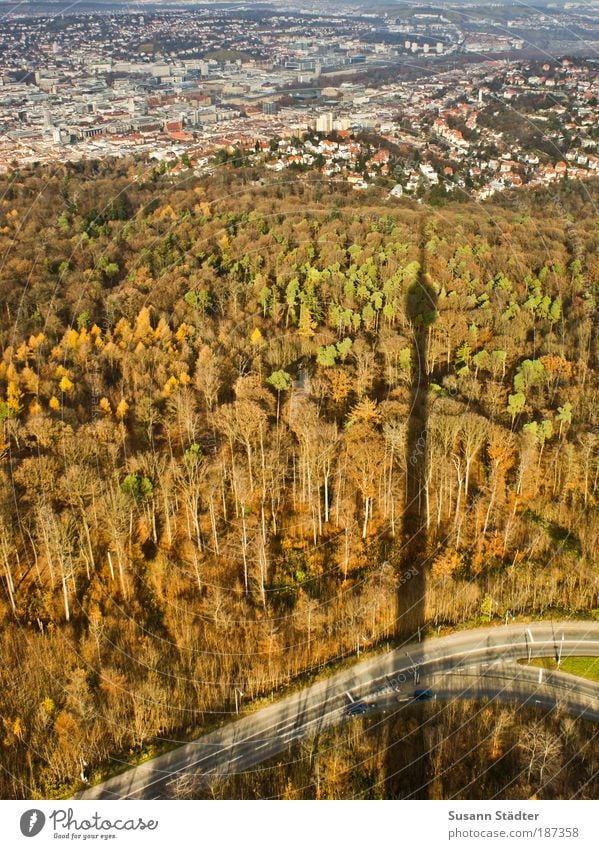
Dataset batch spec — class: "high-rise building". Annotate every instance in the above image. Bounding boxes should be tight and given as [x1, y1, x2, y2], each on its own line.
[316, 112, 333, 133]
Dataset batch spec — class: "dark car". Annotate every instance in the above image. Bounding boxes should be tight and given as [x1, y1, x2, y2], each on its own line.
[345, 701, 369, 716]
[413, 688, 434, 702]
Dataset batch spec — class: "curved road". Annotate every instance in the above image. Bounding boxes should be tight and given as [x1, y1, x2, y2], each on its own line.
[78, 620, 599, 799]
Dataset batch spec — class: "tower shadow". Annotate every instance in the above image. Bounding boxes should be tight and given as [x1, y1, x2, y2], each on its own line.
[382, 225, 438, 799]
[397, 229, 437, 640]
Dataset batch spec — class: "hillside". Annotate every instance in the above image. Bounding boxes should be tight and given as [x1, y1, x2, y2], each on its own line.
[0, 160, 597, 798]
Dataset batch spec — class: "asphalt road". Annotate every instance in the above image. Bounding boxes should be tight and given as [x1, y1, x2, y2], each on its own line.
[78, 620, 599, 799]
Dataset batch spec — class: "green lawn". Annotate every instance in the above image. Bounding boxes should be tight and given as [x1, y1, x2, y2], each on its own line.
[524, 656, 599, 682]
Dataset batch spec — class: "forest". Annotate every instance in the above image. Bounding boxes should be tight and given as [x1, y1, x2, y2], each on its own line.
[0, 157, 597, 798]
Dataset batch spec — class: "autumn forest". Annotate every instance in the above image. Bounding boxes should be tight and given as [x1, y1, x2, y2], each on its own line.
[0, 158, 597, 798]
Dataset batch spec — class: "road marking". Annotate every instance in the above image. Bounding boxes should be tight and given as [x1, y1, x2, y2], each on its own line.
[526, 628, 534, 643]
[539, 668, 543, 683]
[345, 691, 355, 703]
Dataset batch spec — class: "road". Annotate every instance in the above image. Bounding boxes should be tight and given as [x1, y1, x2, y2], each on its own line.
[78, 620, 599, 799]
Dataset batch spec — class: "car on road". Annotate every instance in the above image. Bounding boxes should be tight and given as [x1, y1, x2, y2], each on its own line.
[345, 701, 372, 717]
[413, 688, 434, 702]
